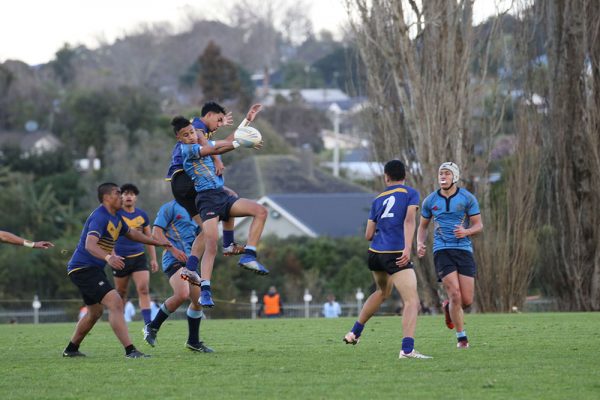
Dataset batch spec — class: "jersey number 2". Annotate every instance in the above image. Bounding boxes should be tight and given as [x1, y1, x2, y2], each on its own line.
[381, 196, 395, 218]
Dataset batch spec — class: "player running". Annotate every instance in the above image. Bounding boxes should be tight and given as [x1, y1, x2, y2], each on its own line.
[416, 162, 483, 349]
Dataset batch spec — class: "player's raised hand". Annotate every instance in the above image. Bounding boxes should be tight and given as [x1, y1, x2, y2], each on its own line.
[33, 241, 54, 249]
[245, 104, 262, 122]
[417, 242, 427, 258]
[223, 111, 234, 126]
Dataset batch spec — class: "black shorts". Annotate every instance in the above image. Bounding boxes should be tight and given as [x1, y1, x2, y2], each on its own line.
[69, 267, 114, 305]
[111, 253, 148, 278]
[434, 249, 477, 280]
[171, 171, 198, 218]
[195, 187, 238, 222]
[164, 262, 186, 279]
[368, 251, 414, 275]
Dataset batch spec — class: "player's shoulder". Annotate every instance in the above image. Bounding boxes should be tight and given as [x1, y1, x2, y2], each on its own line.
[458, 187, 478, 201]
[422, 190, 439, 204]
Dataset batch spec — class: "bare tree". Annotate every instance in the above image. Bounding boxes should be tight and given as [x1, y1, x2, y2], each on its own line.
[534, 0, 600, 310]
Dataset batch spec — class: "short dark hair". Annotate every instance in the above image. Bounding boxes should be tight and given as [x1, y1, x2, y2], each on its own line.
[97, 182, 119, 203]
[384, 160, 406, 181]
[201, 101, 226, 117]
[120, 183, 139, 195]
[171, 115, 190, 135]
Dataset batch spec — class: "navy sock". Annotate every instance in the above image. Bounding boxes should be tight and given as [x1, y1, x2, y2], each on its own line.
[149, 303, 171, 330]
[201, 280, 211, 292]
[125, 344, 136, 355]
[141, 308, 151, 325]
[351, 321, 364, 338]
[186, 256, 199, 272]
[65, 341, 79, 352]
[402, 337, 415, 354]
[223, 230, 234, 247]
[187, 308, 203, 343]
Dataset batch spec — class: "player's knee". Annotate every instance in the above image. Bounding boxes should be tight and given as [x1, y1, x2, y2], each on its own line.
[88, 308, 103, 321]
[137, 285, 149, 296]
[462, 302, 472, 312]
[255, 204, 267, 220]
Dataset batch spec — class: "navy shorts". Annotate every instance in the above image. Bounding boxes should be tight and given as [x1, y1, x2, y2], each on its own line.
[164, 262, 185, 279]
[195, 188, 238, 222]
[434, 249, 477, 280]
[368, 251, 414, 275]
[69, 267, 114, 305]
[111, 253, 148, 278]
[171, 171, 198, 218]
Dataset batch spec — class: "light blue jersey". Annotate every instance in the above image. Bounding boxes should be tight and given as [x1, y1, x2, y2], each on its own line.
[181, 142, 224, 192]
[153, 200, 199, 270]
[421, 188, 481, 253]
[369, 184, 420, 253]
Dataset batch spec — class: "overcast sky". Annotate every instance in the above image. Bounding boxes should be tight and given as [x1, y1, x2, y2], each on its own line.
[0, 0, 504, 65]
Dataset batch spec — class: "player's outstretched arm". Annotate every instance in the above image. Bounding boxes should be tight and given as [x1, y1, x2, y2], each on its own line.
[152, 226, 187, 263]
[126, 229, 172, 248]
[0, 230, 54, 249]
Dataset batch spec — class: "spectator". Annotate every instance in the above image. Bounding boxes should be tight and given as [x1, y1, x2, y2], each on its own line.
[260, 286, 283, 318]
[323, 294, 342, 318]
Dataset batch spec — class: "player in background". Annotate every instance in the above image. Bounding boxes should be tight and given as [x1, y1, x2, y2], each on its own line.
[416, 162, 483, 349]
[177, 116, 269, 308]
[0, 230, 53, 249]
[343, 160, 432, 359]
[63, 183, 171, 358]
[113, 183, 158, 326]
[143, 200, 213, 352]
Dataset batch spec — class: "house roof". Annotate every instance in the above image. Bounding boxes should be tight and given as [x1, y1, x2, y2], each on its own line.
[0, 131, 61, 151]
[224, 155, 370, 199]
[259, 193, 375, 237]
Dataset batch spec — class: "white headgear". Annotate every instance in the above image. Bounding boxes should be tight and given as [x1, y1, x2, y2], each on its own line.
[439, 162, 460, 183]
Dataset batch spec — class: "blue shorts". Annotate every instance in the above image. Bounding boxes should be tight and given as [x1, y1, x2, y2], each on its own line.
[434, 249, 477, 280]
[195, 188, 238, 222]
[164, 262, 185, 279]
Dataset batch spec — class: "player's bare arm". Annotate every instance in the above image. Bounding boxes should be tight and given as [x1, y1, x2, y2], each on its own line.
[125, 229, 172, 248]
[397, 205, 418, 267]
[0, 230, 54, 249]
[365, 220, 376, 241]
[416, 216, 431, 258]
[143, 225, 159, 273]
[85, 234, 125, 269]
[152, 226, 187, 263]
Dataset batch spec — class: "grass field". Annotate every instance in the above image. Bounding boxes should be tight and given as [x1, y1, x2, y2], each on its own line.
[1, 312, 599, 399]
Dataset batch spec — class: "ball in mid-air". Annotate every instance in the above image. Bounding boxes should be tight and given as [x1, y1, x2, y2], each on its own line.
[234, 126, 262, 148]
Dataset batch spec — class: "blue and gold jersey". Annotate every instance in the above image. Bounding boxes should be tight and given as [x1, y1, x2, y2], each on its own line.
[115, 208, 150, 258]
[421, 188, 481, 253]
[67, 205, 130, 272]
[153, 201, 199, 270]
[181, 142, 223, 192]
[369, 184, 420, 253]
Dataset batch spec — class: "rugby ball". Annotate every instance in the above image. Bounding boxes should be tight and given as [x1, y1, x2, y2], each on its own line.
[234, 126, 262, 148]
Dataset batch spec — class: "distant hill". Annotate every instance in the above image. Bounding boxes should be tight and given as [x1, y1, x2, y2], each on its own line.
[224, 154, 370, 199]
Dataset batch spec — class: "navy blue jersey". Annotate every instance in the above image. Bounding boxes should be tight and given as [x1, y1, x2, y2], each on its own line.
[421, 188, 481, 253]
[115, 208, 150, 257]
[68, 206, 130, 272]
[165, 142, 184, 180]
[368, 184, 420, 253]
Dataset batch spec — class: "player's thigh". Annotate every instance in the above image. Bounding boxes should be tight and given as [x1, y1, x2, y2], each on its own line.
[101, 289, 125, 311]
[458, 274, 475, 304]
[390, 268, 418, 302]
[371, 271, 391, 295]
[202, 217, 220, 240]
[228, 198, 264, 218]
[132, 270, 150, 290]
[441, 271, 461, 294]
